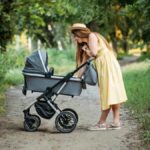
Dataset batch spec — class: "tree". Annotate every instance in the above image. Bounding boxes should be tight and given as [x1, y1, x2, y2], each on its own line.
[0, 0, 16, 52]
[0, 0, 149, 52]
[122, 0, 150, 51]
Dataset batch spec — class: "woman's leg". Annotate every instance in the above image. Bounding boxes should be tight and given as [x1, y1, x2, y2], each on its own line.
[88, 108, 110, 130]
[98, 108, 110, 124]
[111, 104, 120, 124]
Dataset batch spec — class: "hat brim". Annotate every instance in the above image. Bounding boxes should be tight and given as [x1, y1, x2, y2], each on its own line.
[71, 27, 90, 32]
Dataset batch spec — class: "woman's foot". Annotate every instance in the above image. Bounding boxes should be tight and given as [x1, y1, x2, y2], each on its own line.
[107, 122, 121, 130]
[88, 123, 107, 131]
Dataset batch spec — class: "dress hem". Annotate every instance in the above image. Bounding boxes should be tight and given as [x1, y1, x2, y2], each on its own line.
[101, 99, 127, 111]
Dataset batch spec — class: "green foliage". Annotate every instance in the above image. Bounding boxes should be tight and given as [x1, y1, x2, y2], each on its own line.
[0, 51, 23, 79]
[47, 46, 76, 75]
[123, 60, 150, 146]
[0, 0, 15, 51]
[0, 44, 29, 84]
[117, 51, 132, 60]
[0, 45, 28, 115]
[4, 69, 23, 85]
[1, 0, 150, 52]
[0, 54, 7, 80]
[122, 0, 150, 45]
[0, 85, 7, 115]
[137, 52, 150, 62]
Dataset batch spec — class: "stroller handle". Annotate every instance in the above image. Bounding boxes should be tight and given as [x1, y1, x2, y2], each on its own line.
[71, 57, 96, 75]
[38, 57, 96, 94]
[87, 57, 95, 63]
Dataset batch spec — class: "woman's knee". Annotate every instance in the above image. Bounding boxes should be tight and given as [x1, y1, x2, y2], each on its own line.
[111, 104, 120, 110]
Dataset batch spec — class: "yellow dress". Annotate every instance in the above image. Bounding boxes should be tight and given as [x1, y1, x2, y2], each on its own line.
[94, 34, 127, 110]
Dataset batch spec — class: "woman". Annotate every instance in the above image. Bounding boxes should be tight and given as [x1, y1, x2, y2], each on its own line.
[71, 23, 127, 130]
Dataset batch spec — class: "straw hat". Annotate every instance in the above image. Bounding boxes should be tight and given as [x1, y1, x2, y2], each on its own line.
[71, 23, 90, 32]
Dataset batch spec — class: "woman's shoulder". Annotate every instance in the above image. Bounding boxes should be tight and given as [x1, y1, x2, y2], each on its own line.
[89, 32, 100, 41]
[89, 32, 100, 36]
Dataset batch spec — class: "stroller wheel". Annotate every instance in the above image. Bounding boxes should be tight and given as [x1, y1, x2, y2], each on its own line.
[62, 108, 78, 123]
[55, 111, 77, 133]
[24, 115, 41, 132]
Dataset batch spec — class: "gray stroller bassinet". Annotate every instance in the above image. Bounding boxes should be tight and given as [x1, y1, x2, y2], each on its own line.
[22, 50, 82, 96]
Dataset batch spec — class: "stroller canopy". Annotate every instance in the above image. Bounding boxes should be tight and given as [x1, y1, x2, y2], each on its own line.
[23, 50, 49, 74]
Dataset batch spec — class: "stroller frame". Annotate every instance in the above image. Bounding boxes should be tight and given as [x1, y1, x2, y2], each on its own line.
[22, 50, 95, 133]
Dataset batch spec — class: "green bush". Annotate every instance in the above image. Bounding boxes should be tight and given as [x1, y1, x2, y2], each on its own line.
[117, 51, 132, 60]
[0, 46, 29, 80]
[138, 52, 150, 62]
[4, 69, 23, 85]
[47, 47, 76, 74]
[0, 45, 29, 115]
[0, 53, 13, 80]
[123, 60, 150, 147]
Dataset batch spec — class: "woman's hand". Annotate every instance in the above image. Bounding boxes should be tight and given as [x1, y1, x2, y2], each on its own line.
[82, 44, 95, 57]
[81, 44, 89, 51]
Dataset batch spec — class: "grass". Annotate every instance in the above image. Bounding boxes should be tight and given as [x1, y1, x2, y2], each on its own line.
[4, 69, 23, 85]
[123, 59, 150, 147]
[0, 81, 10, 115]
[0, 46, 29, 115]
[47, 47, 76, 75]
[137, 52, 150, 62]
[117, 51, 132, 60]
[0, 71, 22, 115]
[0, 68, 24, 115]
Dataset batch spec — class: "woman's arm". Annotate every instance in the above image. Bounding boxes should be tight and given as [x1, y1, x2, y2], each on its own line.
[75, 53, 88, 78]
[84, 33, 99, 57]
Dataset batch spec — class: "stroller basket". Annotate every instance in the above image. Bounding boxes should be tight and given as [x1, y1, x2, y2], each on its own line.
[23, 73, 82, 96]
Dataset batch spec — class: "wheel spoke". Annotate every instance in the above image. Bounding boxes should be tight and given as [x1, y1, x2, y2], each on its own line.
[24, 115, 41, 132]
[55, 111, 77, 133]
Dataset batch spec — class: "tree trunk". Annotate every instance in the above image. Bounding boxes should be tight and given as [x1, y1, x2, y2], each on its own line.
[122, 37, 128, 53]
[147, 44, 150, 52]
[111, 38, 118, 53]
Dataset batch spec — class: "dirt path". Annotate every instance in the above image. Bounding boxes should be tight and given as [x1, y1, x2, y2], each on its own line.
[0, 84, 141, 150]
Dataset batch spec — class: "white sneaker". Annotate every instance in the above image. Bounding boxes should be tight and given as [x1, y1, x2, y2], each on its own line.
[88, 123, 107, 131]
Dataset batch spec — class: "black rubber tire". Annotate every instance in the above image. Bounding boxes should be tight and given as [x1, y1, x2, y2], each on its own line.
[55, 111, 77, 133]
[24, 115, 41, 132]
[62, 108, 78, 123]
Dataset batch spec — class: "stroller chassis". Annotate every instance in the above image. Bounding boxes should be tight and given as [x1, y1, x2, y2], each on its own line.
[23, 77, 79, 133]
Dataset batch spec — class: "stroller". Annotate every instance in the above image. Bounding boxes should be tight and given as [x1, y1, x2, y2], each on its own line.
[22, 50, 95, 133]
